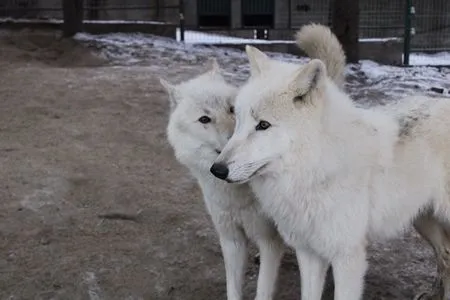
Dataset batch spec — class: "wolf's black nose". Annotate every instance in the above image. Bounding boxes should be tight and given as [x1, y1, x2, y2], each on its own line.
[210, 163, 229, 180]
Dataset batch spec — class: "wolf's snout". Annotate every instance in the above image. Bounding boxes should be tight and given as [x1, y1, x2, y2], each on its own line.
[210, 163, 229, 180]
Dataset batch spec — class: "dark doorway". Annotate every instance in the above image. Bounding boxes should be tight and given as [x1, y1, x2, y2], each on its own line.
[242, 0, 275, 28]
[197, 0, 231, 27]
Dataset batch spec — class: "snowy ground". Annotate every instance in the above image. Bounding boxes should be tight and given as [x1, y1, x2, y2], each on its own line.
[2, 16, 450, 66]
[409, 52, 450, 66]
[176, 29, 402, 45]
[174, 29, 450, 66]
[75, 31, 450, 104]
[1, 28, 450, 300]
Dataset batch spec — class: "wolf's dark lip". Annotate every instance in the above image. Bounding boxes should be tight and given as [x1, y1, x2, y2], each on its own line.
[215, 149, 222, 154]
[226, 178, 248, 184]
[225, 162, 267, 184]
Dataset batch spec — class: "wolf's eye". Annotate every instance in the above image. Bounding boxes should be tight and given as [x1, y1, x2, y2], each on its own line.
[293, 95, 304, 102]
[198, 116, 211, 124]
[256, 120, 271, 131]
[229, 106, 235, 114]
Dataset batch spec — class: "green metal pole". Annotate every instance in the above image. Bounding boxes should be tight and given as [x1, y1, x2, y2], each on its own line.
[403, 0, 412, 66]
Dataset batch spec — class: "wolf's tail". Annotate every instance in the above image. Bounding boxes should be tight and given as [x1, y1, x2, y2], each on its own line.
[295, 23, 346, 88]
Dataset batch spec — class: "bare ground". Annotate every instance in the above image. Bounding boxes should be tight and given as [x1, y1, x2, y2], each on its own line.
[0, 29, 439, 300]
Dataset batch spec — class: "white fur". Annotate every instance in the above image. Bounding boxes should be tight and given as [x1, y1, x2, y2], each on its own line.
[161, 59, 285, 300]
[213, 45, 450, 300]
[295, 23, 346, 88]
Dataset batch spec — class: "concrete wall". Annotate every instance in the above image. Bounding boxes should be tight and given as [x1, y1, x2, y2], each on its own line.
[1, 0, 179, 23]
[0, 19, 177, 37]
[85, 0, 160, 21]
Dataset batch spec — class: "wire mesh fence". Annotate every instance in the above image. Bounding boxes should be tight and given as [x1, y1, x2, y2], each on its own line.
[359, 0, 404, 39]
[183, 0, 406, 45]
[182, 0, 405, 50]
[182, 0, 450, 66]
[0, 0, 61, 19]
[1, 0, 450, 66]
[406, 0, 450, 65]
[410, 0, 450, 52]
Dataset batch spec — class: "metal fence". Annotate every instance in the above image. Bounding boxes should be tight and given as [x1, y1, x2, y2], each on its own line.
[182, 0, 406, 44]
[1, 0, 450, 66]
[180, 0, 450, 67]
[405, 0, 450, 66]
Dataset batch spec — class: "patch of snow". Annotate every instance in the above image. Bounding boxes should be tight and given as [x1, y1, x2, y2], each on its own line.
[348, 59, 450, 103]
[359, 60, 393, 80]
[83, 272, 102, 300]
[175, 28, 295, 44]
[74, 31, 450, 106]
[177, 30, 402, 45]
[84, 20, 167, 25]
[408, 52, 450, 66]
[359, 37, 401, 42]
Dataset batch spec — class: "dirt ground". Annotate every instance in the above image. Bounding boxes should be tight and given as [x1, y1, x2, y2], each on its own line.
[0, 29, 439, 300]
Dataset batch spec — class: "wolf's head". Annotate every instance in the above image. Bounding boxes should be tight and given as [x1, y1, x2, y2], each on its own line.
[210, 46, 339, 183]
[161, 59, 237, 174]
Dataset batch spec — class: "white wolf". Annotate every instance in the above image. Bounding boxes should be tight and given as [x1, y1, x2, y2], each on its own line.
[211, 33, 450, 300]
[161, 23, 347, 300]
[160, 60, 285, 300]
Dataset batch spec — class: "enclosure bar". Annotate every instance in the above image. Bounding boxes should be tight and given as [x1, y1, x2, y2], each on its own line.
[179, 0, 185, 42]
[403, 0, 413, 65]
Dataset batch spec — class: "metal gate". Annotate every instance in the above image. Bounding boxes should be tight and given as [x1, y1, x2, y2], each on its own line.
[404, 0, 450, 66]
[197, 0, 231, 27]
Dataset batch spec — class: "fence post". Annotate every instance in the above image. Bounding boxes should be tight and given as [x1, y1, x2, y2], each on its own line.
[62, 0, 84, 37]
[179, 0, 185, 42]
[403, 0, 412, 65]
[331, 0, 359, 63]
[287, 0, 292, 29]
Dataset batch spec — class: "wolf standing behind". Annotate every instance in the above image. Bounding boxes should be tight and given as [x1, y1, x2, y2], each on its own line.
[161, 61, 285, 300]
[161, 23, 346, 300]
[211, 25, 450, 300]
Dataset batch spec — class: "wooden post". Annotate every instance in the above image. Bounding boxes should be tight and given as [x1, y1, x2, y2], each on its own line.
[331, 0, 359, 63]
[62, 0, 84, 37]
[179, 0, 185, 42]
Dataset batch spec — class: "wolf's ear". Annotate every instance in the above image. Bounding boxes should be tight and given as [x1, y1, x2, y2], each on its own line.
[159, 78, 179, 109]
[289, 59, 327, 102]
[206, 57, 223, 78]
[245, 45, 270, 76]
[207, 57, 220, 73]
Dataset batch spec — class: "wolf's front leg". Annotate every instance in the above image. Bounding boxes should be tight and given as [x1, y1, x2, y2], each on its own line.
[296, 248, 328, 300]
[332, 247, 367, 300]
[218, 227, 248, 300]
[254, 236, 285, 300]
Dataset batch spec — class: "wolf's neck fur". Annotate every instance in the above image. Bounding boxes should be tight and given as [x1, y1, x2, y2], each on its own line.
[248, 79, 413, 247]
[268, 79, 399, 193]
